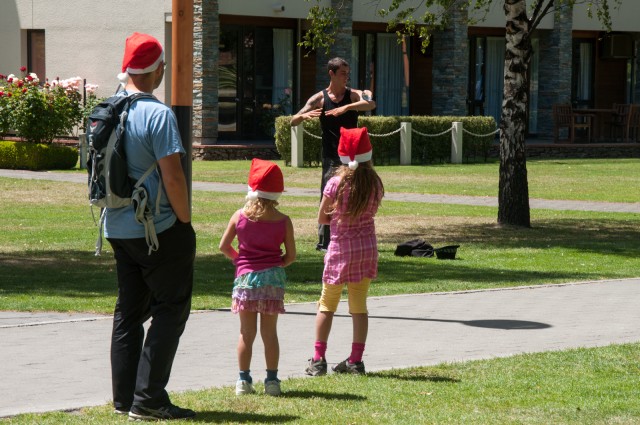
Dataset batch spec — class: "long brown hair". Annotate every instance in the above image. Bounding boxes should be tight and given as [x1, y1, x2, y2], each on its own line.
[330, 161, 384, 221]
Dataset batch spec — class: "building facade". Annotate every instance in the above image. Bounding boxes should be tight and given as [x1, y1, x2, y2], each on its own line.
[1, 0, 639, 143]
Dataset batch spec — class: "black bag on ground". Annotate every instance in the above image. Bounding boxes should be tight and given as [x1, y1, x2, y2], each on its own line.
[394, 239, 434, 257]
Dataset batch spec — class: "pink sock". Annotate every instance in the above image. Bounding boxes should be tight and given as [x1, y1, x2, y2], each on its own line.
[313, 341, 327, 361]
[349, 342, 365, 363]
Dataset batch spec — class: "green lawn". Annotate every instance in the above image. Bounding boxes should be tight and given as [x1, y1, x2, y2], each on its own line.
[1, 158, 639, 423]
[191, 157, 640, 202]
[1, 158, 639, 313]
[5, 342, 640, 424]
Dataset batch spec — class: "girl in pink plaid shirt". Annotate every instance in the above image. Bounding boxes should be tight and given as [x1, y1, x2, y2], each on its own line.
[305, 127, 384, 376]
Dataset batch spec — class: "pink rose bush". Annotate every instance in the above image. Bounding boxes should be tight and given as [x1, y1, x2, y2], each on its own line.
[0, 68, 99, 143]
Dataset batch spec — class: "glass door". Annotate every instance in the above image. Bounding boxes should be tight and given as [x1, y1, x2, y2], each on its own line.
[219, 25, 293, 141]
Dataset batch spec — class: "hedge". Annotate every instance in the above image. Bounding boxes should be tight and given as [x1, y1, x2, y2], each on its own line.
[275, 115, 497, 166]
[0, 141, 78, 170]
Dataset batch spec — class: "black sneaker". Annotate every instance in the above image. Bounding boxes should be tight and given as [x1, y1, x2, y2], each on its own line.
[305, 357, 327, 376]
[128, 403, 196, 421]
[332, 358, 365, 375]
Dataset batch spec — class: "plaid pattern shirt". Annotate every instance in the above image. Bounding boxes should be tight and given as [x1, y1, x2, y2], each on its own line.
[322, 176, 381, 285]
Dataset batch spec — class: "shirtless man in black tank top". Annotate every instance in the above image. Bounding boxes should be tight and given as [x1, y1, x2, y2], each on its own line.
[291, 57, 376, 251]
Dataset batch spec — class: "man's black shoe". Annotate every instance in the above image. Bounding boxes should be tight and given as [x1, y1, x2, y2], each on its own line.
[128, 403, 196, 421]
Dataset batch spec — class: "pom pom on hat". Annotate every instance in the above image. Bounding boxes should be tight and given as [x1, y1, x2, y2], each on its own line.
[246, 158, 284, 201]
[338, 127, 372, 170]
[119, 32, 164, 83]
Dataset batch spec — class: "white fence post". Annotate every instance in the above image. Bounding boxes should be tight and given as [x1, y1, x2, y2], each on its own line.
[451, 121, 463, 164]
[400, 121, 412, 165]
[78, 133, 87, 169]
[291, 124, 303, 168]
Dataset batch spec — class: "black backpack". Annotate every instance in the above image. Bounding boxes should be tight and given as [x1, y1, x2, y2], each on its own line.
[394, 239, 434, 257]
[86, 92, 160, 256]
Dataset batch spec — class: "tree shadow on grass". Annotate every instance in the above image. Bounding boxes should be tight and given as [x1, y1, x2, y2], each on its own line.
[366, 370, 460, 383]
[379, 217, 640, 259]
[1, 216, 638, 312]
[279, 390, 366, 400]
[191, 411, 299, 423]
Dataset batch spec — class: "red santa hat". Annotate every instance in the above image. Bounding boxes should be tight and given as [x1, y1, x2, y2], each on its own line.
[338, 126, 373, 170]
[117, 32, 164, 84]
[247, 158, 284, 201]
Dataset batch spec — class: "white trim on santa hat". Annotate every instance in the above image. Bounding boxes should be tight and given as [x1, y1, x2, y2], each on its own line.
[246, 186, 282, 201]
[340, 150, 372, 170]
[126, 53, 164, 75]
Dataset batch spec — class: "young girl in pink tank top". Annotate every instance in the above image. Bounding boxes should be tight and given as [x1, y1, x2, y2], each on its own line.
[219, 159, 296, 396]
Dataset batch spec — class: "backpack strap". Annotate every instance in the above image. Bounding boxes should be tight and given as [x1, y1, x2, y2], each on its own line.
[94, 208, 107, 256]
[125, 93, 162, 255]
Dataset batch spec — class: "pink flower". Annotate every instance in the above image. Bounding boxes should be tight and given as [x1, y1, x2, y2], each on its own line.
[26, 75, 33, 82]
[22, 88, 27, 93]
[20, 66, 27, 72]
[0, 91, 4, 97]
[17, 80, 24, 88]
[85, 83, 99, 94]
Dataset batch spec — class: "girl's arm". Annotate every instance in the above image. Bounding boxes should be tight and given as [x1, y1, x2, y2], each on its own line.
[219, 210, 240, 261]
[281, 216, 296, 267]
[317, 194, 333, 225]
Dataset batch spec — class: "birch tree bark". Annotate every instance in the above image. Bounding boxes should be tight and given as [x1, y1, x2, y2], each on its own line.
[498, 0, 531, 227]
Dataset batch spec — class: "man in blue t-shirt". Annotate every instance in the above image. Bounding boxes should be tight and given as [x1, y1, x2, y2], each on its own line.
[290, 57, 376, 251]
[106, 32, 196, 421]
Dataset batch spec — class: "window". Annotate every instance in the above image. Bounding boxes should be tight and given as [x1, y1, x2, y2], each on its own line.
[27, 30, 45, 80]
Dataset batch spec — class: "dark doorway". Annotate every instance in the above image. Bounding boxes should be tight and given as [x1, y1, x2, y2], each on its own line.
[218, 25, 293, 142]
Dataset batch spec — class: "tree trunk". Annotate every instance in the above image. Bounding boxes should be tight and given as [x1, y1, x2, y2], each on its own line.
[498, 0, 531, 227]
[315, 0, 353, 91]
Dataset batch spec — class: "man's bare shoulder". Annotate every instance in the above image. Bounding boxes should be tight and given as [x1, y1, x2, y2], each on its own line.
[307, 91, 324, 107]
[298, 91, 324, 113]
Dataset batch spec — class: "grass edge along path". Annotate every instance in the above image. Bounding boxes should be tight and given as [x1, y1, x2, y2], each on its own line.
[4, 342, 639, 424]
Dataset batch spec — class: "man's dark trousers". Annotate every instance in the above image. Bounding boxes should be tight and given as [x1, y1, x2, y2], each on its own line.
[108, 220, 196, 410]
[317, 157, 341, 251]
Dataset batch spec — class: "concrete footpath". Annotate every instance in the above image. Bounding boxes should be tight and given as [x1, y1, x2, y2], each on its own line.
[1, 168, 639, 213]
[1, 279, 639, 418]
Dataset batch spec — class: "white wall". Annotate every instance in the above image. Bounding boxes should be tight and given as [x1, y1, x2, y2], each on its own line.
[0, 1, 24, 77]
[572, 2, 639, 31]
[3, 0, 171, 102]
[2, 0, 638, 104]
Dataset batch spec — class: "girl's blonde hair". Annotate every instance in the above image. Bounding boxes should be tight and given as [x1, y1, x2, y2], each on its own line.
[331, 161, 384, 221]
[243, 197, 279, 220]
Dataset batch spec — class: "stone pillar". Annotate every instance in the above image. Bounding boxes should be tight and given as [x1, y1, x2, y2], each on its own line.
[315, 0, 353, 92]
[193, 0, 219, 145]
[431, 6, 468, 116]
[537, 5, 573, 139]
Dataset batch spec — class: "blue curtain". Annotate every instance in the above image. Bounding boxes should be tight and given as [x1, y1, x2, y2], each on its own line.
[272, 29, 293, 114]
[485, 37, 505, 127]
[576, 42, 593, 106]
[529, 37, 539, 133]
[376, 34, 405, 116]
[351, 36, 359, 88]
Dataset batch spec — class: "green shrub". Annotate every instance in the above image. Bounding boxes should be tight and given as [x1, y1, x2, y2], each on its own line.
[276, 115, 497, 166]
[0, 141, 77, 170]
[0, 71, 98, 144]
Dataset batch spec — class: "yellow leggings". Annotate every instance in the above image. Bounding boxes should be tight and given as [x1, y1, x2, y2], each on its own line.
[318, 278, 371, 314]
